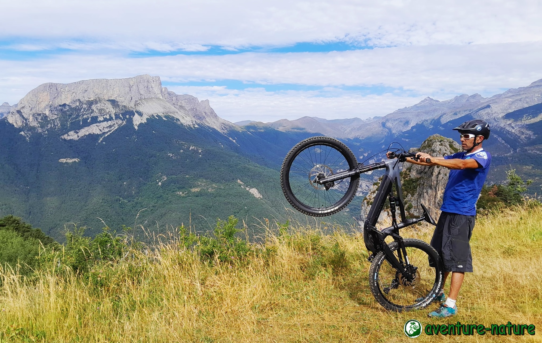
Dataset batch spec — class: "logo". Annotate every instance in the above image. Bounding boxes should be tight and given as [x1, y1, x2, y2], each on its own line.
[404, 320, 422, 338]
[475, 151, 487, 159]
[476, 125, 482, 131]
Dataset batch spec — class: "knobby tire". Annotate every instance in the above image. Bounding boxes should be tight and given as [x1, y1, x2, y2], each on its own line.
[369, 239, 443, 312]
[280, 136, 360, 217]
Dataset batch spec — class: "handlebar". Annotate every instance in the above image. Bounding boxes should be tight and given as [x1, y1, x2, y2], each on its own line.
[388, 151, 432, 163]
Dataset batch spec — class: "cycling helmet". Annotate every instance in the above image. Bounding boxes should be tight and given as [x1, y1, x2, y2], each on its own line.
[453, 119, 490, 140]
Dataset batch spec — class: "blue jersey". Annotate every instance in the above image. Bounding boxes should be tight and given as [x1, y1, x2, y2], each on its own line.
[441, 149, 491, 216]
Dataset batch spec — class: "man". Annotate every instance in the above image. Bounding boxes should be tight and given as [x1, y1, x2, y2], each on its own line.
[405, 119, 491, 318]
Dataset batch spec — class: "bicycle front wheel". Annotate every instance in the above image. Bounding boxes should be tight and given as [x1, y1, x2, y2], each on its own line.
[280, 136, 360, 216]
[369, 239, 443, 312]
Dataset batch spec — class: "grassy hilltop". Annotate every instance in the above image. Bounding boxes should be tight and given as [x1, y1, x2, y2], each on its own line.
[0, 205, 541, 342]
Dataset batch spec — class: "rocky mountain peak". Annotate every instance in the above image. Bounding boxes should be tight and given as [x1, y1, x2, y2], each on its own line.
[16, 75, 163, 116]
[161, 88, 232, 132]
[417, 97, 440, 106]
[0, 102, 14, 119]
[529, 79, 542, 87]
[5, 75, 235, 135]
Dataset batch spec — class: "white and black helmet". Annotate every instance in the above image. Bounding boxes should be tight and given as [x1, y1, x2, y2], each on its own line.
[453, 119, 490, 140]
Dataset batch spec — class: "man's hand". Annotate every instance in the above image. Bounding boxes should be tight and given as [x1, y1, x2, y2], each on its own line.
[415, 152, 433, 162]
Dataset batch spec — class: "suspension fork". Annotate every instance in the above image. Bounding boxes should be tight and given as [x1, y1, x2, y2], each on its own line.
[390, 195, 410, 272]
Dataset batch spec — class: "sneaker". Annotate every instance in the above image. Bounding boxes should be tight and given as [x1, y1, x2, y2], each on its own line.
[416, 292, 446, 304]
[428, 304, 457, 318]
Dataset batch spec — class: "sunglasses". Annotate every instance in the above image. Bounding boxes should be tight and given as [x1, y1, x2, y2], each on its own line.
[459, 133, 476, 139]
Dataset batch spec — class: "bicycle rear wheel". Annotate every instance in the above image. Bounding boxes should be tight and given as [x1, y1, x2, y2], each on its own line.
[369, 239, 443, 312]
[280, 136, 360, 216]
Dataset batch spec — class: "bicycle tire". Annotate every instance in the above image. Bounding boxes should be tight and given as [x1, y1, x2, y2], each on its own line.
[280, 136, 360, 216]
[369, 239, 443, 312]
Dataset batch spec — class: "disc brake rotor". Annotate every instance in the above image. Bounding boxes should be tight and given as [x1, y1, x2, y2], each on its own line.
[308, 164, 333, 190]
[398, 269, 421, 288]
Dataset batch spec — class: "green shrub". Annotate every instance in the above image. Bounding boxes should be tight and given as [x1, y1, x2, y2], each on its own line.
[39, 226, 133, 279]
[0, 216, 57, 276]
[180, 215, 253, 264]
[478, 169, 539, 211]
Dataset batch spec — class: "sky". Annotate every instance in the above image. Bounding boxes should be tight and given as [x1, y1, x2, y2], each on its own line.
[1, 0, 542, 123]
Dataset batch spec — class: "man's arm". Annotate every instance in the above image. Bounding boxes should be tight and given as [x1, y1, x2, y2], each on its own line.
[406, 156, 445, 166]
[409, 152, 479, 170]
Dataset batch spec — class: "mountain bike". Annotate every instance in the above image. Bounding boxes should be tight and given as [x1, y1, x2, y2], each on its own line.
[280, 136, 443, 312]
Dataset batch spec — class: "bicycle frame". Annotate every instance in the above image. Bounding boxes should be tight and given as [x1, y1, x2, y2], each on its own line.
[317, 157, 436, 280]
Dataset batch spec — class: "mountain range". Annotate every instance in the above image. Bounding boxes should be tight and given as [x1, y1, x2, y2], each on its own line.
[243, 80, 542, 143]
[1, 75, 541, 240]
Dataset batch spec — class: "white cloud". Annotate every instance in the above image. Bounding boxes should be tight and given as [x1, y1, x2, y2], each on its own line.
[1, 42, 542, 121]
[1, 0, 541, 50]
[166, 86, 425, 122]
[2, 43, 542, 93]
[6, 42, 209, 53]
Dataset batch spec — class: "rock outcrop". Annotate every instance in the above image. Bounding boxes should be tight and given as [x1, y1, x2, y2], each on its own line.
[361, 134, 461, 227]
[401, 135, 461, 220]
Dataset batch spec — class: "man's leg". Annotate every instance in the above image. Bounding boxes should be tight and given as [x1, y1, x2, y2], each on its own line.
[428, 271, 461, 317]
[431, 213, 447, 297]
[435, 271, 464, 312]
[441, 271, 464, 296]
[448, 272, 465, 300]
[441, 271, 449, 292]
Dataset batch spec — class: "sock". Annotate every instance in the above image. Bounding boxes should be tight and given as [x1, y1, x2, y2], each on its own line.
[445, 298, 456, 309]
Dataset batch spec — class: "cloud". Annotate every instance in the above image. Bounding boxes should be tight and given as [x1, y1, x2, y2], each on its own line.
[1, 0, 542, 50]
[1, 42, 542, 121]
[166, 86, 425, 122]
[2, 42, 542, 93]
[5, 42, 210, 53]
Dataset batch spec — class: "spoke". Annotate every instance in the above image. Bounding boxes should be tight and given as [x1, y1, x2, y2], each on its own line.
[322, 145, 333, 165]
[287, 143, 356, 212]
[298, 151, 315, 169]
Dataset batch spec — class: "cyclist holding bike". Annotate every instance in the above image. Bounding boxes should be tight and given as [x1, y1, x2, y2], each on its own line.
[402, 119, 491, 318]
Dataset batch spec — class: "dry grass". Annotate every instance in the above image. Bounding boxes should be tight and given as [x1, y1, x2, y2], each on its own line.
[1, 206, 541, 342]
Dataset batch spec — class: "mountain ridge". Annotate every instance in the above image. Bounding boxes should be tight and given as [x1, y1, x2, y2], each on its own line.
[241, 79, 542, 143]
[5, 75, 236, 136]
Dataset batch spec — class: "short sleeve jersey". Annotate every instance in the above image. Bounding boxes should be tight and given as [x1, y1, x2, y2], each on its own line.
[441, 149, 491, 216]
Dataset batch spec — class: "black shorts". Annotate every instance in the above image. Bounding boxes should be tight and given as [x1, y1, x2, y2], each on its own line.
[430, 211, 475, 273]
